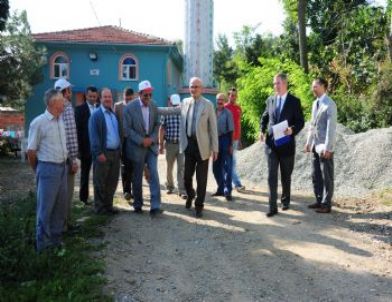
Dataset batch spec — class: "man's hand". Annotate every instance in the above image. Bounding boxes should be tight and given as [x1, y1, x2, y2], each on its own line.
[323, 150, 333, 159]
[70, 161, 78, 174]
[213, 152, 218, 161]
[229, 145, 233, 155]
[159, 143, 164, 154]
[284, 127, 293, 136]
[259, 133, 265, 142]
[143, 137, 153, 148]
[97, 153, 106, 163]
[304, 144, 311, 153]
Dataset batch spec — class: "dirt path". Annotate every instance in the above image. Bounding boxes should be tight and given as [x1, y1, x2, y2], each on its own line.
[102, 156, 392, 302]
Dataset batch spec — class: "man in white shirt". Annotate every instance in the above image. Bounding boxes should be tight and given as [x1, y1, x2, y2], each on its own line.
[27, 89, 68, 251]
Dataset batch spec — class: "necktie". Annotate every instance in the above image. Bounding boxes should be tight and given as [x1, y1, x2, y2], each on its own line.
[276, 97, 282, 121]
[316, 99, 320, 110]
[187, 101, 194, 137]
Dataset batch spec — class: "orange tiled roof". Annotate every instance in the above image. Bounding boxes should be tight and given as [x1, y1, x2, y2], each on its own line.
[33, 25, 173, 46]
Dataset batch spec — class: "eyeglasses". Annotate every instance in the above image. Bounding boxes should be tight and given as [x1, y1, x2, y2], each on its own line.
[190, 85, 200, 89]
[142, 93, 152, 97]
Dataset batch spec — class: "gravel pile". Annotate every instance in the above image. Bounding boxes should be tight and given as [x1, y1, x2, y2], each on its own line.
[237, 123, 392, 197]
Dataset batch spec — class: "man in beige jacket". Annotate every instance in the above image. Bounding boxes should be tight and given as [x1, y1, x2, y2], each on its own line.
[159, 77, 218, 218]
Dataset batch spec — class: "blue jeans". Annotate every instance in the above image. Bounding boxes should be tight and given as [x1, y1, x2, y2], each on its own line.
[132, 150, 161, 210]
[213, 133, 233, 195]
[36, 161, 67, 251]
[232, 140, 243, 188]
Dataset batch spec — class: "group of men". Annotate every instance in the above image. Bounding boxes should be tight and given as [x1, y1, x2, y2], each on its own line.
[27, 73, 336, 252]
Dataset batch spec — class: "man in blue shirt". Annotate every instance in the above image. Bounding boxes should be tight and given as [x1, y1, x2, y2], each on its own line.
[89, 88, 121, 214]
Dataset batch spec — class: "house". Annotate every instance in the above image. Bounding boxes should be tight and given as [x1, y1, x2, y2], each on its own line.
[25, 25, 183, 127]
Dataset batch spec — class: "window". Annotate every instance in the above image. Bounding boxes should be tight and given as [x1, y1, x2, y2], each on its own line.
[49, 52, 70, 79]
[119, 54, 138, 81]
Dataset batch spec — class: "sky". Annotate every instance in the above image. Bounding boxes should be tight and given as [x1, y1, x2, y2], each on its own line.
[8, 0, 287, 46]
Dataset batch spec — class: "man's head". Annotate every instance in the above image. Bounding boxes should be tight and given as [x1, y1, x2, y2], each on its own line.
[216, 93, 227, 111]
[228, 87, 237, 104]
[44, 88, 65, 117]
[124, 87, 134, 103]
[54, 78, 72, 100]
[85, 86, 98, 106]
[312, 77, 328, 98]
[273, 73, 288, 96]
[138, 80, 153, 106]
[189, 77, 203, 99]
[100, 88, 113, 110]
[169, 94, 181, 107]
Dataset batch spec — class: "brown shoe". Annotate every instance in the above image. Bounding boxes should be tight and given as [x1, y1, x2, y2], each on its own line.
[308, 202, 321, 209]
[315, 207, 331, 213]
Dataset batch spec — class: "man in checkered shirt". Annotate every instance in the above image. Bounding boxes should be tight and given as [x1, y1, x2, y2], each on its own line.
[159, 94, 186, 198]
[54, 78, 79, 231]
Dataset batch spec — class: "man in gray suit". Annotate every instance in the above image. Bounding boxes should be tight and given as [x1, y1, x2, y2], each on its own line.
[123, 80, 163, 217]
[158, 77, 219, 218]
[305, 77, 337, 213]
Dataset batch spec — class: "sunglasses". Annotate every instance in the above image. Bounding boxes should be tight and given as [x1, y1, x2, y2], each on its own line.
[142, 93, 152, 97]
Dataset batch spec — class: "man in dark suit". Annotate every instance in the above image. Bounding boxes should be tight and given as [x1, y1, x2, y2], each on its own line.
[260, 73, 305, 217]
[75, 86, 99, 205]
[89, 88, 121, 214]
[123, 80, 163, 217]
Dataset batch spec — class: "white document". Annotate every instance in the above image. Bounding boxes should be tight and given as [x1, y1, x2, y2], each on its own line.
[272, 120, 288, 140]
[315, 144, 326, 155]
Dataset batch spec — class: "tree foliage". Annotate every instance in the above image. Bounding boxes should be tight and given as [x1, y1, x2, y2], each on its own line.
[0, 0, 9, 32]
[0, 10, 45, 109]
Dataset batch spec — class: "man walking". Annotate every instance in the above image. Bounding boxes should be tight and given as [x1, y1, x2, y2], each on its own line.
[27, 89, 68, 251]
[89, 88, 121, 215]
[212, 93, 234, 201]
[305, 78, 337, 213]
[159, 94, 186, 199]
[260, 73, 304, 217]
[75, 86, 99, 205]
[114, 87, 134, 202]
[225, 87, 245, 192]
[54, 78, 79, 230]
[123, 80, 163, 217]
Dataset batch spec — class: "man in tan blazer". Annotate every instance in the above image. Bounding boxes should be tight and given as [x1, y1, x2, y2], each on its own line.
[159, 77, 218, 218]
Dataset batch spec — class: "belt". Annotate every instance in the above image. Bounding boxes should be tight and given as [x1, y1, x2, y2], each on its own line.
[166, 140, 179, 144]
[187, 135, 197, 140]
[106, 148, 119, 151]
[38, 160, 67, 166]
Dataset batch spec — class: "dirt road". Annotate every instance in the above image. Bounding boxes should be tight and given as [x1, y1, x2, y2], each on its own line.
[102, 156, 392, 302]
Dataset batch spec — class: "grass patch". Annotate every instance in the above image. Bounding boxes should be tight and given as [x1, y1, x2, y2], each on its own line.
[376, 188, 392, 206]
[0, 191, 112, 301]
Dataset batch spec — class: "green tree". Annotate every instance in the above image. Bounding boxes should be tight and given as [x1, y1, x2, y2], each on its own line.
[0, 10, 45, 108]
[213, 34, 239, 88]
[0, 0, 9, 31]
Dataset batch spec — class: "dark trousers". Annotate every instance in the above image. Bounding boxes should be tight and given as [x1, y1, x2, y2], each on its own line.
[312, 151, 334, 208]
[93, 150, 120, 213]
[265, 146, 294, 212]
[184, 138, 209, 209]
[212, 133, 233, 195]
[79, 155, 92, 202]
[121, 142, 132, 194]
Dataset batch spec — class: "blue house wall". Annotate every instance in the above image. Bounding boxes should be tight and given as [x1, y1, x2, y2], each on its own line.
[25, 42, 182, 128]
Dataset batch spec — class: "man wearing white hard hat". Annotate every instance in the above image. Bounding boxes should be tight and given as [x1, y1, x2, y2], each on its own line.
[54, 78, 79, 231]
[123, 80, 163, 217]
[159, 94, 186, 199]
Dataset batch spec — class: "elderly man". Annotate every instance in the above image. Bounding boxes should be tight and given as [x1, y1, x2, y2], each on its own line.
[123, 80, 163, 217]
[54, 78, 79, 230]
[159, 94, 186, 198]
[27, 89, 68, 251]
[305, 78, 337, 214]
[89, 88, 121, 215]
[159, 77, 218, 218]
[260, 73, 305, 217]
[114, 87, 134, 202]
[212, 93, 234, 201]
[75, 86, 99, 206]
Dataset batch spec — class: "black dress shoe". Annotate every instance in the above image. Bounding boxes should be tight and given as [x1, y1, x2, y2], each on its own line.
[282, 205, 289, 211]
[150, 208, 164, 217]
[266, 211, 278, 217]
[211, 192, 224, 197]
[133, 207, 143, 214]
[315, 207, 331, 213]
[195, 209, 203, 218]
[185, 197, 193, 209]
[308, 202, 321, 209]
[225, 195, 233, 201]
